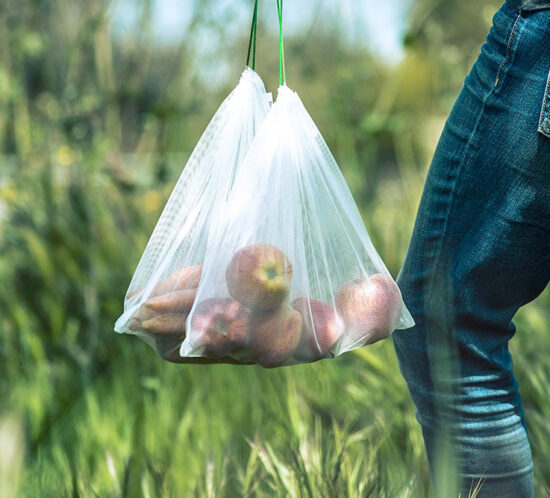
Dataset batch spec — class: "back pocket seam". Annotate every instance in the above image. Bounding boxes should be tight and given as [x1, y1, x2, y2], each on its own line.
[494, 13, 523, 88]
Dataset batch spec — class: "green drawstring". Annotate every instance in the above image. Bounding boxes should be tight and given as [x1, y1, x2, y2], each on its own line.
[276, 0, 286, 85]
[246, 0, 259, 70]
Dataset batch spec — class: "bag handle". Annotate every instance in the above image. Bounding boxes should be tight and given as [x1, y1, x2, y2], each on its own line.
[246, 0, 259, 70]
[276, 0, 286, 85]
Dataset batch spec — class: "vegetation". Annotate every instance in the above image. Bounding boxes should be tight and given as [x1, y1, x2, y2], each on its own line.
[1, 0, 549, 496]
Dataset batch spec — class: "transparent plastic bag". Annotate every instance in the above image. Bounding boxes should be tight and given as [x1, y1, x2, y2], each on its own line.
[114, 68, 272, 362]
[180, 85, 415, 367]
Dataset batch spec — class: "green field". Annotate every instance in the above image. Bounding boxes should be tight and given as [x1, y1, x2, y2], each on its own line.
[1, 1, 549, 496]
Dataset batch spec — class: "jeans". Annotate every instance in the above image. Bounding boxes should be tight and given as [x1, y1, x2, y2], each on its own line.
[392, 3, 550, 497]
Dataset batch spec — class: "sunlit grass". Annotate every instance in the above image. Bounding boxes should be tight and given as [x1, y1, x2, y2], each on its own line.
[3, 165, 549, 496]
[1, 1, 548, 496]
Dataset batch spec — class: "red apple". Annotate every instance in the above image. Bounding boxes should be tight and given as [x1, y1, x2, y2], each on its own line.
[226, 243, 292, 311]
[292, 298, 344, 360]
[250, 305, 302, 368]
[335, 274, 402, 345]
[190, 298, 249, 358]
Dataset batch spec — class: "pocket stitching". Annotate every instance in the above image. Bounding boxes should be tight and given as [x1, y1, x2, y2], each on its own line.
[494, 13, 523, 87]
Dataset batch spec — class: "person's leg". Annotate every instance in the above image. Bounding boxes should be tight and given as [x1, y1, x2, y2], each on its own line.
[393, 4, 550, 497]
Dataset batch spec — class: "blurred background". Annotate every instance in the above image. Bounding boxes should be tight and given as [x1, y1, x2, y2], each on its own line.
[1, 0, 549, 496]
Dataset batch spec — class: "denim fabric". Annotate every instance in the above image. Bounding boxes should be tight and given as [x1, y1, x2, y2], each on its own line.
[506, 0, 550, 12]
[392, 3, 550, 497]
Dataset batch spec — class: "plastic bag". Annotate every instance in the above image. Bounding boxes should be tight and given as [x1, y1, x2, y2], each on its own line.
[114, 67, 272, 362]
[116, 0, 414, 367]
[180, 84, 415, 367]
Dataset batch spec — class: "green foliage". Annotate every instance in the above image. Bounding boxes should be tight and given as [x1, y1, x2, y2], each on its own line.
[1, 1, 549, 497]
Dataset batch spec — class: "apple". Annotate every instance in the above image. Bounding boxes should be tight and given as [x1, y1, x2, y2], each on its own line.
[190, 298, 249, 358]
[335, 274, 402, 345]
[226, 243, 292, 311]
[250, 304, 302, 368]
[129, 311, 252, 365]
[292, 298, 344, 360]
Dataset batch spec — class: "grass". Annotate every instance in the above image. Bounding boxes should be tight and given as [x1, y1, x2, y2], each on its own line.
[6, 297, 550, 497]
[1, 1, 549, 495]
[2, 161, 549, 497]
[11, 342, 429, 496]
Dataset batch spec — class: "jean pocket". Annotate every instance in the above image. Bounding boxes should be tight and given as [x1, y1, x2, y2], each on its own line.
[538, 67, 550, 138]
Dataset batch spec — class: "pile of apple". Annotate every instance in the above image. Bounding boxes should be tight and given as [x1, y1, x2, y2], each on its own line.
[129, 243, 403, 367]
